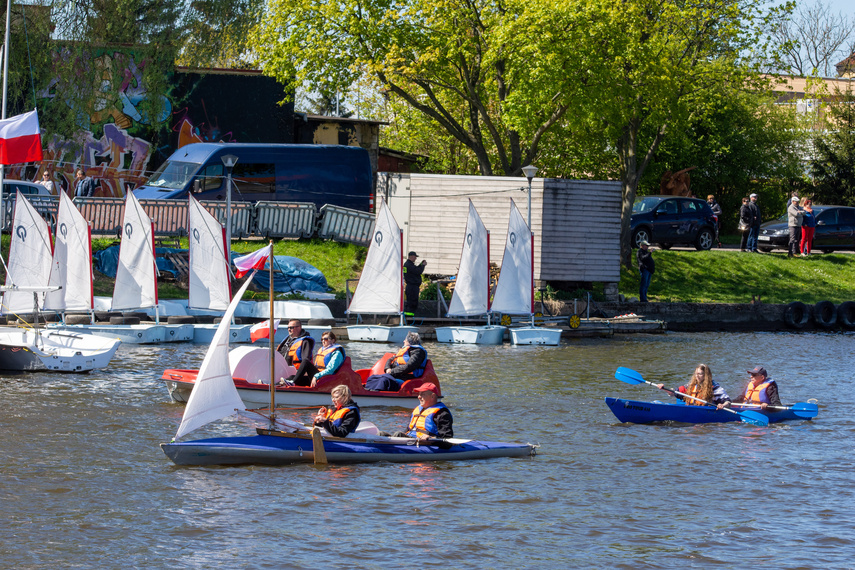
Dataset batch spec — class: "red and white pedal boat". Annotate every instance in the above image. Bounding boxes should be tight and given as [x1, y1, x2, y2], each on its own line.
[162, 348, 443, 408]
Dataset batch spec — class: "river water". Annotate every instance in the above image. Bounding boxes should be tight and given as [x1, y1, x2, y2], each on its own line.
[1, 331, 852, 569]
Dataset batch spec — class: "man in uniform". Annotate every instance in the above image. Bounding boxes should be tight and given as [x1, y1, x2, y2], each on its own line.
[403, 251, 426, 314]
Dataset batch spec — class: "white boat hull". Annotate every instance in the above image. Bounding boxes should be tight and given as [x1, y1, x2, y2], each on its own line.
[192, 324, 252, 344]
[162, 324, 194, 342]
[346, 325, 418, 343]
[0, 329, 121, 372]
[435, 325, 506, 344]
[509, 326, 562, 346]
[49, 323, 167, 344]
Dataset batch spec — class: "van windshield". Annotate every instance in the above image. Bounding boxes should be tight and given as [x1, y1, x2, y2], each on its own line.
[146, 161, 199, 190]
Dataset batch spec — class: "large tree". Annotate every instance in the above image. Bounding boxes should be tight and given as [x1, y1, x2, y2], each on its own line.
[811, 85, 855, 206]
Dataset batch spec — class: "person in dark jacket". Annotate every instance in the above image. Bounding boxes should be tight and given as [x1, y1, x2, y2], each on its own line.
[74, 168, 97, 197]
[393, 383, 453, 442]
[733, 366, 782, 409]
[313, 385, 361, 437]
[739, 197, 752, 251]
[747, 193, 762, 253]
[403, 251, 427, 313]
[707, 195, 723, 248]
[276, 319, 317, 386]
[636, 240, 655, 302]
[364, 332, 428, 392]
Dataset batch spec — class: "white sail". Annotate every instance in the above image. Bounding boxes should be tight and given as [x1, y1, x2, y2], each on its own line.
[45, 193, 94, 312]
[447, 200, 490, 317]
[188, 195, 231, 311]
[490, 200, 533, 316]
[112, 191, 158, 310]
[346, 199, 403, 315]
[175, 275, 254, 439]
[1, 191, 54, 314]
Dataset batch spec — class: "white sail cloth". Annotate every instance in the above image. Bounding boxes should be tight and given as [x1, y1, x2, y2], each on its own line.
[346, 199, 403, 315]
[490, 200, 533, 316]
[188, 195, 231, 311]
[447, 200, 491, 317]
[175, 273, 255, 439]
[45, 193, 94, 312]
[112, 191, 158, 311]
[2, 191, 54, 314]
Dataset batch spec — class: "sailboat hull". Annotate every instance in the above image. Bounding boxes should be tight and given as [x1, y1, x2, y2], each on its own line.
[0, 330, 121, 372]
[509, 326, 562, 346]
[346, 325, 418, 343]
[192, 324, 252, 344]
[435, 325, 506, 344]
[161, 432, 536, 466]
[49, 324, 167, 344]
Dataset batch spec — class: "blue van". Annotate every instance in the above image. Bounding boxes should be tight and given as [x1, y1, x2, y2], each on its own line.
[133, 143, 373, 211]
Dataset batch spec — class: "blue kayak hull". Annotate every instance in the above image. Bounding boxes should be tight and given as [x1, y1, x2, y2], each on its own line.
[162, 432, 536, 466]
[605, 397, 810, 425]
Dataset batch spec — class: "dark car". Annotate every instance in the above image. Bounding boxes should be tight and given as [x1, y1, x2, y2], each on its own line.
[758, 205, 855, 253]
[630, 195, 718, 250]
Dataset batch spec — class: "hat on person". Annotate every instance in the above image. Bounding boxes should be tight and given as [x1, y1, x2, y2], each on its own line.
[791, 196, 799, 202]
[750, 193, 758, 198]
[747, 366, 767, 376]
[639, 240, 650, 246]
[413, 382, 440, 396]
[408, 251, 418, 257]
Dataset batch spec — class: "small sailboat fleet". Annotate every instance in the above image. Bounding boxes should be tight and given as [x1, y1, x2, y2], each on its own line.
[0, 191, 120, 372]
[161, 246, 536, 466]
[345, 199, 418, 343]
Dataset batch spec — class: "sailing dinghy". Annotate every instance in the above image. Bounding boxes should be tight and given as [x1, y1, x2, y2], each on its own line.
[345, 199, 417, 343]
[491, 200, 561, 346]
[0, 192, 120, 372]
[161, 257, 535, 466]
[435, 200, 506, 344]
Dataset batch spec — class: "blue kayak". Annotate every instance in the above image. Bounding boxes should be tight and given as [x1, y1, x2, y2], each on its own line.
[162, 430, 536, 466]
[605, 397, 815, 425]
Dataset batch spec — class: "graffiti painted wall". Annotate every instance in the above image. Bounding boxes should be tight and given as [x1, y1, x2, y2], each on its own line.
[9, 51, 295, 198]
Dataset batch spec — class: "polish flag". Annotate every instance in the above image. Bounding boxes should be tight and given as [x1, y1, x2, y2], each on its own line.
[250, 319, 280, 342]
[233, 244, 272, 278]
[0, 110, 43, 165]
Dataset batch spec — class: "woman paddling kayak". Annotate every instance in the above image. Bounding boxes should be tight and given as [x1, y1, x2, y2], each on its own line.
[655, 364, 732, 409]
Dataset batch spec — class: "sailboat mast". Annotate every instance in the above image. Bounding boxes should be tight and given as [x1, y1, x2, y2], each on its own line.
[486, 230, 491, 326]
[398, 228, 404, 327]
[530, 230, 535, 328]
[268, 241, 275, 418]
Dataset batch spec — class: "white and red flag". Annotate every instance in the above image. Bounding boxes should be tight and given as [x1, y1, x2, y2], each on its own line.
[233, 244, 272, 278]
[250, 319, 280, 342]
[0, 110, 43, 165]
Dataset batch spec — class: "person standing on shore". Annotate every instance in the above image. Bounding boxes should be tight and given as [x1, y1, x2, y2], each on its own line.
[739, 197, 752, 251]
[637, 240, 655, 303]
[707, 195, 723, 248]
[787, 196, 803, 258]
[747, 193, 762, 253]
[74, 168, 97, 197]
[403, 251, 426, 314]
[800, 198, 815, 256]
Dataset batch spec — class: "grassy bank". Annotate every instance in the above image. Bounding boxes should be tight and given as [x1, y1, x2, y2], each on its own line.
[619, 249, 855, 304]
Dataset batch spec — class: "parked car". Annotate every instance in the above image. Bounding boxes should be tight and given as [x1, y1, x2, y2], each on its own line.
[758, 205, 855, 253]
[630, 195, 718, 250]
[3, 179, 52, 196]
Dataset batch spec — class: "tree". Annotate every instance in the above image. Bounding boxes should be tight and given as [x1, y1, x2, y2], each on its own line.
[768, 0, 855, 77]
[811, 85, 855, 206]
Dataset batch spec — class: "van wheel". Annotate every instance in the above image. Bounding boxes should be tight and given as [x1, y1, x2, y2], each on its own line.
[813, 301, 836, 328]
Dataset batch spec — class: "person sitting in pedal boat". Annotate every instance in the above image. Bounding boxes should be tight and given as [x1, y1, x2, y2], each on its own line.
[655, 364, 732, 409]
[276, 319, 317, 386]
[310, 331, 345, 388]
[313, 385, 361, 437]
[365, 332, 428, 392]
[732, 366, 781, 409]
[393, 383, 453, 441]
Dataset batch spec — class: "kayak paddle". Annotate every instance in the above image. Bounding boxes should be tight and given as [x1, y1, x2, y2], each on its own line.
[614, 366, 769, 427]
[732, 402, 818, 419]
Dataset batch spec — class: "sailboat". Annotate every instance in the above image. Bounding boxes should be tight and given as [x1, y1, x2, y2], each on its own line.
[345, 199, 418, 343]
[490, 200, 562, 346]
[0, 191, 120, 372]
[160, 253, 535, 466]
[435, 200, 506, 344]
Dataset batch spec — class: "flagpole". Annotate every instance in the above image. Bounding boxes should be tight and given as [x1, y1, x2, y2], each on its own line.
[268, 240, 275, 421]
[0, 0, 10, 232]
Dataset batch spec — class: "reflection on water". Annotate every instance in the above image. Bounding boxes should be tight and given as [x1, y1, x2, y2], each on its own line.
[1, 331, 853, 567]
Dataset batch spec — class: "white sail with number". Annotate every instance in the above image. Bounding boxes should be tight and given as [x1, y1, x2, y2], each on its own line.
[1, 191, 53, 314]
[45, 192, 94, 312]
[112, 191, 158, 311]
[490, 200, 533, 316]
[346, 199, 402, 315]
[188, 195, 231, 311]
[447, 200, 491, 317]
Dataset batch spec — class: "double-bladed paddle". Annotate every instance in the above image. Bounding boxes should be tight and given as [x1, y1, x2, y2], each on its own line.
[732, 402, 818, 419]
[614, 366, 770, 427]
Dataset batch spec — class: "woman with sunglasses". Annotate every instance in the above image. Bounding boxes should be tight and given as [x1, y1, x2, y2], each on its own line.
[310, 332, 345, 387]
[313, 385, 361, 437]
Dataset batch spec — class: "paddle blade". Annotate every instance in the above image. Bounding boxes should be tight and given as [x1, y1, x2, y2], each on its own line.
[615, 367, 645, 385]
[738, 410, 769, 427]
[791, 402, 819, 419]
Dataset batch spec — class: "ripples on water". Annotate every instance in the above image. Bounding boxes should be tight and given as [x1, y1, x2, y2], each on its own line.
[1, 332, 853, 568]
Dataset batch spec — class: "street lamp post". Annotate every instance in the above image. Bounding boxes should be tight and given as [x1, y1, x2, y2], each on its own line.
[221, 154, 238, 251]
[521, 165, 538, 229]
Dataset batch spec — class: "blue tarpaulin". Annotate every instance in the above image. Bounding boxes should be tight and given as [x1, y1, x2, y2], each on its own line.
[93, 246, 183, 279]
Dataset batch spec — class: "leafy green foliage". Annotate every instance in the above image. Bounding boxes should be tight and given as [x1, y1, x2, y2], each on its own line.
[810, 85, 855, 207]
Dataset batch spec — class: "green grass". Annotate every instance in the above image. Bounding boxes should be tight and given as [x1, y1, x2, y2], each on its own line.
[620, 249, 855, 304]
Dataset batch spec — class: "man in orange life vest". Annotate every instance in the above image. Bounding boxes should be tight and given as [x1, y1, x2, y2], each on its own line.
[732, 366, 781, 409]
[393, 383, 453, 442]
[276, 319, 317, 386]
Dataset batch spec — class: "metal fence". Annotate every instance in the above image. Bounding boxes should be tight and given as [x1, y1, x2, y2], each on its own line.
[2, 196, 374, 246]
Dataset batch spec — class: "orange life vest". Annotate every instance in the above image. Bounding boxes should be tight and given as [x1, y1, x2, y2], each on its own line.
[325, 403, 360, 427]
[313, 344, 344, 371]
[744, 380, 772, 404]
[391, 345, 427, 377]
[407, 403, 448, 437]
[286, 334, 311, 366]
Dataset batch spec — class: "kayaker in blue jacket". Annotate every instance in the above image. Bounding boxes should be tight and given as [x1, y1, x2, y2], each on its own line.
[655, 364, 732, 408]
[313, 385, 361, 437]
[732, 366, 781, 409]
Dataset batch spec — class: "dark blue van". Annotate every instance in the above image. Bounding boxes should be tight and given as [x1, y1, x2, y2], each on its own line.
[133, 143, 373, 211]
